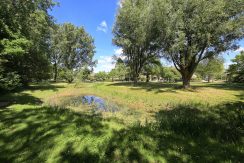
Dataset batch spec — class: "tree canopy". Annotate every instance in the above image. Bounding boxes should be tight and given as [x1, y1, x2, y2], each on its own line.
[227, 51, 244, 83]
[115, 0, 244, 87]
[113, 0, 161, 84]
[196, 57, 224, 82]
[0, 0, 56, 90]
[50, 23, 96, 82]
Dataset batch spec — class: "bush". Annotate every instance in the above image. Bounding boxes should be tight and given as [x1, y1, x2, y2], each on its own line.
[59, 69, 75, 83]
[0, 72, 22, 91]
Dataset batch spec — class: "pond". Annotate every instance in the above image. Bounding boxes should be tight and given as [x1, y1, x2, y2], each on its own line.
[69, 95, 119, 112]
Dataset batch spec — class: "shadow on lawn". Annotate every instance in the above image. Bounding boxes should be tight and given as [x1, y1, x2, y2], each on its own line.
[0, 97, 243, 162]
[108, 82, 180, 93]
[108, 82, 244, 92]
[0, 93, 42, 107]
[0, 83, 66, 107]
[0, 106, 108, 162]
[26, 83, 65, 92]
[103, 101, 244, 162]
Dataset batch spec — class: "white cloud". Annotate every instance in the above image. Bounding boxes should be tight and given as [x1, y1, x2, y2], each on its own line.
[97, 21, 108, 33]
[235, 47, 244, 53]
[94, 56, 115, 73]
[114, 48, 123, 55]
[114, 48, 127, 60]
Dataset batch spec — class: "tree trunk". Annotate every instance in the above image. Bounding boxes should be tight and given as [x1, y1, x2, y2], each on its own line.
[54, 62, 57, 82]
[146, 74, 150, 83]
[133, 75, 138, 85]
[182, 77, 190, 89]
[182, 72, 193, 89]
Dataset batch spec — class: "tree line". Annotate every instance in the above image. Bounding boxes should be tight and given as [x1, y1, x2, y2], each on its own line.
[113, 0, 244, 88]
[0, 0, 243, 91]
[0, 0, 96, 91]
[89, 56, 226, 83]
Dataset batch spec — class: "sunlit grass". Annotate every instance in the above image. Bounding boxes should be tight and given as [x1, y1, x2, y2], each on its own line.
[0, 81, 243, 162]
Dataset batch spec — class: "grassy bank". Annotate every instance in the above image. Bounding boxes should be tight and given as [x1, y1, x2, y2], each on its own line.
[0, 82, 243, 162]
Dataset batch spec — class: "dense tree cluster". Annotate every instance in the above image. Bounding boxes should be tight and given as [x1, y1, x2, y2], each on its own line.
[196, 57, 225, 82]
[0, 1, 96, 91]
[114, 0, 244, 88]
[0, 0, 56, 90]
[1, 0, 243, 91]
[50, 23, 95, 83]
[227, 51, 244, 83]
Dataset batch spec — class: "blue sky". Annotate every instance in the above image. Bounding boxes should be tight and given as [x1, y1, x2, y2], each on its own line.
[50, 0, 244, 72]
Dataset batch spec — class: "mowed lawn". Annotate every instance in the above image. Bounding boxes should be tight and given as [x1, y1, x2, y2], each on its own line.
[0, 82, 243, 162]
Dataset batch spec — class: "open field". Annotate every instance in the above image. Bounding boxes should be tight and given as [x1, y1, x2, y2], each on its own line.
[0, 82, 243, 162]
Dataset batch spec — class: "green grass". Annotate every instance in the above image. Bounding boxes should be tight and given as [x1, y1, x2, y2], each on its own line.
[0, 82, 243, 162]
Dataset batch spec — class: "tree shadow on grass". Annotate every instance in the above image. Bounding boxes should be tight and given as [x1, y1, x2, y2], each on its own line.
[108, 82, 180, 93]
[0, 83, 66, 107]
[191, 82, 244, 91]
[103, 101, 244, 162]
[108, 82, 244, 93]
[0, 93, 42, 107]
[0, 106, 110, 162]
[60, 144, 100, 163]
[26, 83, 65, 92]
[0, 91, 243, 162]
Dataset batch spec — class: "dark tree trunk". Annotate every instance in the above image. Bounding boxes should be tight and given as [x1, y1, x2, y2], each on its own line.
[54, 62, 57, 82]
[182, 77, 191, 89]
[146, 74, 150, 83]
[181, 71, 193, 89]
[133, 75, 138, 85]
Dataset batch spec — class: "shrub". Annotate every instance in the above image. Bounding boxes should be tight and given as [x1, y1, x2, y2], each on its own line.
[0, 72, 22, 91]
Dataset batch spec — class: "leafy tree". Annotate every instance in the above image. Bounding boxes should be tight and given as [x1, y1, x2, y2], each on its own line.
[150, 0, 244, 88]
[109, 69, 117, 82]
[143, 58, 162, 82]
[0, 71, 22, 91]
[76, 67, 92, 82]
[50, 24, 64, 82]
[161, 67, 181, 83]
[59, 69, 76, 83]
[113, 0, 160, 84]
[196, 57, 224, 82]
[227, 51, 244, 82]
[110, 56, 129, 81]
[94, 71, 108, 81]
[50, 23, 96, 82]
[0, 0, 56, 87]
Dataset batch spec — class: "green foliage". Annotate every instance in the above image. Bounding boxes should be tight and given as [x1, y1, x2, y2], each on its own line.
[143, 57, 162, 82]
[76, 67, 92, 82]
[161, 67, 181, 82]
[196, 57, 225, 82]
[115, 0, 244, 87]
[0, 71, 22, 91]
[94, 71, 108, 81]
[59, 69, 76, 83]
[0, 0, 56, 86]
[113, 0, 160, 83]
[109, 63, 128, 81]
[50, 23, 96, 82]
[153, 0, 243, 87]
[227, 51, 244, 82]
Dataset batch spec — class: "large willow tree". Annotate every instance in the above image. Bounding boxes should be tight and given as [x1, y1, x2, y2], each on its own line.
[113, 0, 161, 84]
[151, 0, 244, 88]
[115, 0, 244, 88]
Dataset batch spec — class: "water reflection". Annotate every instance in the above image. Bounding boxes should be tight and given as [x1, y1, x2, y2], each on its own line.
[81, 95, 118, 112]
